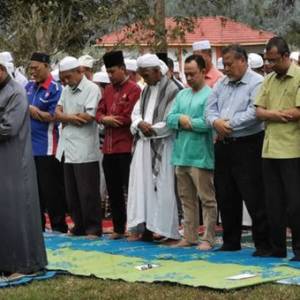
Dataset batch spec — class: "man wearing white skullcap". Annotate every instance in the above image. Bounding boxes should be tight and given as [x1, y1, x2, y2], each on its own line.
[125, 58, 145, 89]
[127, 53, 180, 242]
[55, 55, 102, 238]
[192, 40, 223, 87]
[0, 51, 28, 88]
[0, 58, 47, 276]
[248, 53, 264, 76]
[78, 54, 95, 81]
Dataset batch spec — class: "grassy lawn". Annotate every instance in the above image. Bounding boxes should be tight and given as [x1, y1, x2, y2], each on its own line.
[0, 275, 300, 300]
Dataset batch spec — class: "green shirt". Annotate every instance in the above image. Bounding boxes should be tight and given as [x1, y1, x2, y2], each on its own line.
[255, 63, 300, 158]
[167, 86, 214, 169]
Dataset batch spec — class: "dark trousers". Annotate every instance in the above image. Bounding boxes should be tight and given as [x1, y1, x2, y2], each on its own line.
[103, 153, 131, 234]
[64, 161, 102, 236]
[263, 158, 300, 257]
[34, 156, 68, 233]
[214, 132, 270, 250]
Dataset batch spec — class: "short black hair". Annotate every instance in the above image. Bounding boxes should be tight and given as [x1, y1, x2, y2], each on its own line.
[266, 36, 290, 56]
[185, 54, 206, 70]
[222, 44, 248, 61]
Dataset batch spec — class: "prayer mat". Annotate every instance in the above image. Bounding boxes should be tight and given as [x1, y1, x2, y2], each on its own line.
[0, 271, 56, 288]
[45, 233, 300, 290]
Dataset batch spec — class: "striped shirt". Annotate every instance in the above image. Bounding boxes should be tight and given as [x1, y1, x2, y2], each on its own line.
[26, 75, 62, 156]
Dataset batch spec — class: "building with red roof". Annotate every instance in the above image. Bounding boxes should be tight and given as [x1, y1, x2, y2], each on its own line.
[97, 16, 274, 73]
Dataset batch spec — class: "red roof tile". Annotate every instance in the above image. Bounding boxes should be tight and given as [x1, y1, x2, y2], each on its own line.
[97, 16, 274, 47]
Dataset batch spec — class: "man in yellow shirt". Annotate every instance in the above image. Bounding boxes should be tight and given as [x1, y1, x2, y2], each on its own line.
[256, 36, 300, 261]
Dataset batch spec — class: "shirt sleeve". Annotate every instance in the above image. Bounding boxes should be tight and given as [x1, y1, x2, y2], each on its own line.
[85, 84, 101, 117]
[255, 79, 269, 108]
[130, 99, 143, 135]
[57, 88, 65, 107]
[205, 82, 221, 127]
[230, 80, 262, 130]
[48, 85, 62, 116]
[0, 90, 28, 142]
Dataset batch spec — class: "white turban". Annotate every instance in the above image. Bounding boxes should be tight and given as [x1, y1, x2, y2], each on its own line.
[0, 59, 13, 77]
[248, 53, 263, 69]
[290, 51, 299, 62]
[0, 51, 13, 63]
[93, 71, 110, 84]
[137, 54, 161, 69]
[125, 59, 137, 72]
[59, 56, 80, 72]
[78, 54, 94, 68]
[192, 40, 211, 51]
[51, 69, 60, 81]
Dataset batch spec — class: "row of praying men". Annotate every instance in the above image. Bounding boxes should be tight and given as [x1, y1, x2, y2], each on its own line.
[1, 35, 300, 277]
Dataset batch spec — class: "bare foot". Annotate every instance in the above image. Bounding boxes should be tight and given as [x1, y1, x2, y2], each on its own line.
[86, 234, 100, 240]
[197, 241, 213, 251]
[171, 239, 196, 248]
[127, 233, 141, 241]
[109, 232, 124, 240]
[8, 273, 26, 280]
[159, 238, 180, 246]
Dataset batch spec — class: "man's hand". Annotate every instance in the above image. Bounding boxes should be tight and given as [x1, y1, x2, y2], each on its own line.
[29, 105, 42, 121]
[269, 110, 293, 123]
[179, 115, 192, 130]
[68, 115, 88, 126]
[102, 116, 123, 127]
[213, 119, 233, 137]
[138, 121, 156, 137]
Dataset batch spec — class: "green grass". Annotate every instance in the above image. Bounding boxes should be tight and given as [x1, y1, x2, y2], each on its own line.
[0, 275, 300, 300]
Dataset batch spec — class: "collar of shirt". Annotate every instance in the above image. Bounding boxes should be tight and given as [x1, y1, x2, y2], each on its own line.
[275, 62, 298, 80]
[70, 75, 88, 93]
[39, 74, 53, 90]
[112, 76, 130, 91]
[223, 68, 253, 86]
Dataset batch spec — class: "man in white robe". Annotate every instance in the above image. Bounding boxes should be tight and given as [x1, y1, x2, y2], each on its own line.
[127, 54, 180, 241]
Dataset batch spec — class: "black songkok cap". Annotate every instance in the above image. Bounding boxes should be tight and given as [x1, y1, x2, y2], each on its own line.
[30, 52, 50, 64]
[156, 52, 168, 65]
[103, 51, 124, 68]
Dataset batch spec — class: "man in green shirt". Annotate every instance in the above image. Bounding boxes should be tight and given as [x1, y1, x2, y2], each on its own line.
[167, 55, 217, 250]
[256, 36, 300, 261]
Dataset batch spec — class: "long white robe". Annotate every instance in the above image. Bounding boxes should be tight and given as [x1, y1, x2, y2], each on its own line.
[127, 85, 180, 239]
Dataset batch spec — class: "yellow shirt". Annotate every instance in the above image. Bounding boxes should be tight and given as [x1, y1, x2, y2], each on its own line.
[255, 63, 300, 158]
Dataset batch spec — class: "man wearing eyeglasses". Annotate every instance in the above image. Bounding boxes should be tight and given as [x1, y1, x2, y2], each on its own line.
[256, 36, 300, 261]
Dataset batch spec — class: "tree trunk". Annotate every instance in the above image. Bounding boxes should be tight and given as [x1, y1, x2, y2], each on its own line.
[154, 0, 167, 52]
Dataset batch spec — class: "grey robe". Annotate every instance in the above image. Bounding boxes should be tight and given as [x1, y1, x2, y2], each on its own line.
[0, 77, 47, 273]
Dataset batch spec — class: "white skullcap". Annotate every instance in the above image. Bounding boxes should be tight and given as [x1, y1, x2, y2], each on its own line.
[125, 59, 137, 72]
[137, 54, 161, 69]
[0, 51, 13, 63]
[78, 54, 94, 68]
[93, 71, 110, 84]
[290, 51, 299, 61]
[0, 59, 13, 76]
[248, 53, 264, 69]
[173, 61, 180, 73]
[216, 57, 224, 70]
[59, 56, 80, 72]
[159, 59, 169, 76]
[192, 40, 211, 51]
[51, 69, 60, 81]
